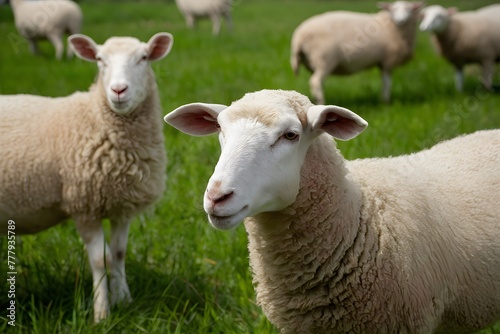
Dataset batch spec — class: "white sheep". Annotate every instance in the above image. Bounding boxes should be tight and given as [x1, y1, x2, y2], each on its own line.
[175, 0, 233, 36]
[291, 1, 423, 104]
[0, 32, 173, 322]
[164, 89, 500, 333]
[9, 0, 83, 60]
[419, 4, 500, 92]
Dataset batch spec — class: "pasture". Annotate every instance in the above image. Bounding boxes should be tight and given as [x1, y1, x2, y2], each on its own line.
[1, 0, 500, 333]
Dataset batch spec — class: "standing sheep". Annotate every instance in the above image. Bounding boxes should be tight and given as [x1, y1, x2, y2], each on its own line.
[175, 0, 233, 36]
[9, 0, 83, 60]
[0, 32, 173, 322]
[291, 1, 423, 104]
[164, 89, 500, 333]
[419, 4, 500, 92]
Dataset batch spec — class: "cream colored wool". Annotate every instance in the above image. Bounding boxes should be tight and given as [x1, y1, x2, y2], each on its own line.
[291, 1, 422, 104]
[420, 4, 500, 91]
[175, 0, 232, 35]
[10, 0, 82, 59]
[165, 89, 500, 333]
[0, 33, 171, 322]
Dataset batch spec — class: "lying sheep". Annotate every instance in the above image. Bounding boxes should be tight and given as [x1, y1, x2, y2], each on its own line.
[175, 0, 233, 36]
[419, 4, 500, 92]
[164, 89, 500, 333]
[0, 32, 173, 322]
[9, 0, 83, 60]
[291, 1, 423, 104]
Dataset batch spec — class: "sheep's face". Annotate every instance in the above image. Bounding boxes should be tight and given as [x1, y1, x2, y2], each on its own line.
[164, 90, 367, 230]
[419, 5, 453, 33]
[69, 33, 173, 115]
[378, 1, 423, 26]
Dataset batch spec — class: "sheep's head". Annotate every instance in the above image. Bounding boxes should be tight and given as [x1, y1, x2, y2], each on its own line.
[378, 1, 423, 26]
[164, 90, 367, 230]
[419, 5, 456, 33]
[68, 33, 173, 115]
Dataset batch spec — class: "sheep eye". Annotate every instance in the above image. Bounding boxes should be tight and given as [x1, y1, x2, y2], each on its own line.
[283, 132, 299, 141]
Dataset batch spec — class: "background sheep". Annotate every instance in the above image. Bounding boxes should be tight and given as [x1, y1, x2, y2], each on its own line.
[0, 32, 173, 322]
[291, 1, 423, 104]
[419, 4, 500, 92]
[175, 0, 232, 36]
[164, 89, 500, 333]
[9, 0, 83, 60]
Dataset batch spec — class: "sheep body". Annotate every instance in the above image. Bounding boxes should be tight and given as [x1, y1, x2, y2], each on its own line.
[164, 89, 500, 333]
[419, 4, 500, 91]
[10, 0, 82, 59]
[175, 0, 232, 35]
[291, 1, 422, 103]
[0, 33, 173, 322]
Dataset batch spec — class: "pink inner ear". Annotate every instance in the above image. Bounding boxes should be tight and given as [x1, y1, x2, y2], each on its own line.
[320, 111, 366, 141]
[149, 35, 172, 61]
[168, 111, 219, 136]
[70, 37, 97, 60]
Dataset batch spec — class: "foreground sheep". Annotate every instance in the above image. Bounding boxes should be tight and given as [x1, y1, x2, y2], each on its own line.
[175, 0, 233, 35]
[0, 32, 173, 322]
[10, 0, 83, 60]
[419, 4, 500, 92]
[165, 89, 500, 333]
[291, 1, 422, 104]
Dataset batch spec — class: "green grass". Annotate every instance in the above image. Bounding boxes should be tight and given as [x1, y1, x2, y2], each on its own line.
[1, 0, 500, 333]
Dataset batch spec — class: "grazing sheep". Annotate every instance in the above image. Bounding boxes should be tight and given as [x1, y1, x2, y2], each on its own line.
[175, 0, 233, 36]
[0, 32, 173, 322]
[9, 0, 83, 60]
[419, 4, 500, 92]
[164, 89, 500, 333]
[291, 1, 423, 104]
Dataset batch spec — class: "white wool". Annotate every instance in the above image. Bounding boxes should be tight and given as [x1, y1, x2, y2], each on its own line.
[290, 1, 423, 103]
[10, 0, 83, 59]
[0, 32, 173, 322]
[164, 89, 500, 333]
[420, 4, 500, 91]
[175, 0, 233, 36]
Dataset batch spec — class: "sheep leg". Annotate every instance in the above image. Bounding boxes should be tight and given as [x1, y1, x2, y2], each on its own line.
[480, 60, 494, 91]
[455, 67, 464, 92]
[309, 69, 329, 105]
[27, 38, 39, 56]
[47, 33, 64, 60]
[185, 14, 196, 29]
[382, 70, 392, 103]
[211, 14, 221, 35]
[225, 12, 233, 32]
[74, 219, 110, 322]
[109, 217, 132, 306]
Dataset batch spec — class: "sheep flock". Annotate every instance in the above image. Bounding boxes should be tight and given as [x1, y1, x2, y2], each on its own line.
[1, 0, 499, 332]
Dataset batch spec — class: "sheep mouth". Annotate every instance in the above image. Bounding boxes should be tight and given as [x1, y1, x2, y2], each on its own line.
[208, 205, 249, 230]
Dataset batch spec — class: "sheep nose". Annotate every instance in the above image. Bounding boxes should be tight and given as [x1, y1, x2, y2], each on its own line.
[207, 190, 234, 206]
[111, 84, 128, 96]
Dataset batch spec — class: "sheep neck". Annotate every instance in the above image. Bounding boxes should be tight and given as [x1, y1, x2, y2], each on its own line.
[244, 135, 381, 326]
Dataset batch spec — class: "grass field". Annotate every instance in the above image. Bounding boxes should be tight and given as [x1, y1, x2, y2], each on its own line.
[1, 0, 500, 333]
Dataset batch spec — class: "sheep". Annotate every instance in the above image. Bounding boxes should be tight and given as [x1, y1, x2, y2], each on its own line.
[175, 0, 233, 36]
[9, 0, 83, 60]
[0, 32, 173, 322]
[291, 1, 423, 104]
[419, 4, 500, 92]
[164, 89, 500, 333]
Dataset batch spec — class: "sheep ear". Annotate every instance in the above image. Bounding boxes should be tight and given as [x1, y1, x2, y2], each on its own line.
[447, 7, 458, 15]
[147, 32, 173, 61]
[164, 103, 227, 136]
[307, 105, 368, 141]
[68, 34, 99, 62]
[412, 2, 424, 11]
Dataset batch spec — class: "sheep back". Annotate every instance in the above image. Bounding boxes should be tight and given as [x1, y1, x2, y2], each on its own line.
[291, 10, 413, 75]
